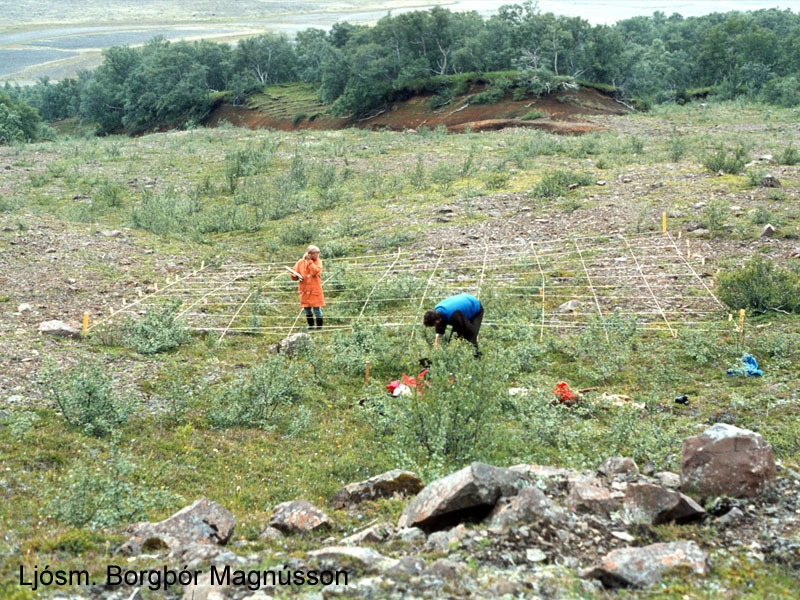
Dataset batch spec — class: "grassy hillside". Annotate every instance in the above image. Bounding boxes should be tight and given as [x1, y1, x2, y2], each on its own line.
[1, 99, 799, 598]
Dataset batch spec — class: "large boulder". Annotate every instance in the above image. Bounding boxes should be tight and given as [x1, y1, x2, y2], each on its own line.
[680, 424, 775, 498]
[118, 498, 235, 556]
[330, 469, 423, 509]
[397, 462, 527, 532]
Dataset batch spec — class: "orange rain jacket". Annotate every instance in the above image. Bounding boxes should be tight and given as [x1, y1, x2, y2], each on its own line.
[291, 256, 325, 308]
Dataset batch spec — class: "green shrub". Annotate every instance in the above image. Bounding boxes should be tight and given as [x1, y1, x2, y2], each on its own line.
[428, 89, 452, 110]
[628, 135, 645, 154]
[667, 133, 687, 162]
[778, 144, 800, 165]
[207, 355, 306, 431]
[39, 358, 133, 437]
[408, 155, 426, 190]
[530, 169, 593, 199]
[374, 230, 416, 250]
[430, 161, 458, 191]
[483, 162, 510, 190]
[36, 529, 106, 555]
[7, 409, 39, 440]
[521, 109, 547, 120]
[364, 344, 506, 472]
[459, 151, 477, 177]
[471, 77, 514, 104]
[51, 448, 176, 528]
[95, 181, 125, 208]
[129, 187, 201, 235]
[515, 69, 576, 97]
[279, 219, 319, 246]
[328, 322, 410, 378]
[679, 328, 720, 365]
[701, 199, 730, 235]
[750, 206, 781, 226]
[574, 310, 639, 384]
[751, 330, 800, 370]
[701, 144, 747, 174]
[745, 168, 769, 187]
[121, 299, 191, 354]
[716, 255, 800, 314]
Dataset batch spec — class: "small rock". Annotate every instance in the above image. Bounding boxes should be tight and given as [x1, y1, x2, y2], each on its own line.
[38, 320, 81, 339]
[277, 332, 314, 356]
[715, 506, 745, 527]
[258, 526, 284, 541]
[330, 469, 423, 509]
[307, 546, 396, 572]
[582, 541, 709, 588]
[598, 457, 639, 479]
[393, 527, 427, 545]
[341, 522, 394, 546]
[526, 547, 547, 562]
[269, 500, 331, 534]
[557, 299, 582, 313]
[759, 173, 781, 188]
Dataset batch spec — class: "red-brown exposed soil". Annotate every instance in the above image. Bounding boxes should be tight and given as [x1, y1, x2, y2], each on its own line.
[207, 86, 632, 135]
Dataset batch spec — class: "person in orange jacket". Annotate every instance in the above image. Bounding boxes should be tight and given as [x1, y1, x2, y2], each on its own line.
[290, 245, 325, 329]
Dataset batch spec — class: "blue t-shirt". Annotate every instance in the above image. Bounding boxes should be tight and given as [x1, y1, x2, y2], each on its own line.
[435, 294, 481, 322]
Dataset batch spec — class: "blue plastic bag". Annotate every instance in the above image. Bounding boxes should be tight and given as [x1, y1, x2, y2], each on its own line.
[727, 353, 763, 377]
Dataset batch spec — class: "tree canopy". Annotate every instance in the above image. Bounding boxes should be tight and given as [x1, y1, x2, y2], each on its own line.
[5, 2, 800, 138]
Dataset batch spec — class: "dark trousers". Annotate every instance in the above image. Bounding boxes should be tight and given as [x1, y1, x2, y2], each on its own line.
[469, 306, 484, 347]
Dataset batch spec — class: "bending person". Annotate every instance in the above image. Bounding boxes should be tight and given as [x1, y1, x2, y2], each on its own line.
[423, 293, 483, 355]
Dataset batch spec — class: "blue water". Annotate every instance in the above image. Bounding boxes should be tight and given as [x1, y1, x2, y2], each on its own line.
[448, 0, 797, 24]
[1, 1, 796, 81]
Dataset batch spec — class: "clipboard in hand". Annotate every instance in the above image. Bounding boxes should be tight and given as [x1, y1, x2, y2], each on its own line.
[285, 266, 303, 281]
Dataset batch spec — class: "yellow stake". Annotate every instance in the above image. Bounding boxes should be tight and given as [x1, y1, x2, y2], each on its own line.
[82, 312, 89, 335]
[662, 212, 667, 233]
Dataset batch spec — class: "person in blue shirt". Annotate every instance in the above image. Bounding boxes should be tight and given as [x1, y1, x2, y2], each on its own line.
[423, 293, 484, 355]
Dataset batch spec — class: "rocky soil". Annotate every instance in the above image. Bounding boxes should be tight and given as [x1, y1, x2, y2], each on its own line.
[74, 453, 800, 599]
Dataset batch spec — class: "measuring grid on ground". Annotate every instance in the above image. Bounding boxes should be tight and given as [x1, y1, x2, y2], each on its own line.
[89, 232, 727, 340]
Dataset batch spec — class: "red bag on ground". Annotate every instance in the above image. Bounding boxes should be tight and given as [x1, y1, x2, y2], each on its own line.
[553, 381, 579, 406]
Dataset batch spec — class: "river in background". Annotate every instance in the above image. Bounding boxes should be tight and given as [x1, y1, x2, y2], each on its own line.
[453, 1, 796, 24]
[1, 0, 795, 82]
